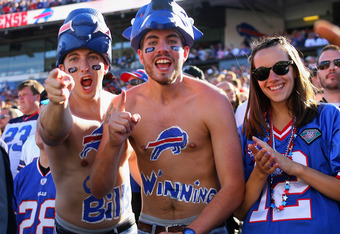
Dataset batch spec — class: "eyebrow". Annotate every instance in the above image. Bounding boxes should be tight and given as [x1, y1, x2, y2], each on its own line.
[66, 50, 98, 58]
[66, 51, 80, 58]
[144, 33, 182, 42]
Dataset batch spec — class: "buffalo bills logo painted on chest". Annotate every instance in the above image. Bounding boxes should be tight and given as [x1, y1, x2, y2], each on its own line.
[80, 124, 103, 159]
[146, 126, 188, 161]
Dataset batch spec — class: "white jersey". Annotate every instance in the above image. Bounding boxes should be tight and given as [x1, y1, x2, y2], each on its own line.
[1, 113, 39, 178]
[17, 134, 39, 173]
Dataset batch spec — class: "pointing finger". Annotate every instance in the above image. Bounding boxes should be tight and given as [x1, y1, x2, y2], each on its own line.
[117, 90, 126, 112]
[62, 73, 75, 91]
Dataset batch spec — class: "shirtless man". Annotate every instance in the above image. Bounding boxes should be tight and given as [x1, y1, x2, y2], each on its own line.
[37, 8, 136, 233]
[90, 1, 244, 233]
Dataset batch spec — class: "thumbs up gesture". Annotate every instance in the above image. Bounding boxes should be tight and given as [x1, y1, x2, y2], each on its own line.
[105, 90, 141, 146]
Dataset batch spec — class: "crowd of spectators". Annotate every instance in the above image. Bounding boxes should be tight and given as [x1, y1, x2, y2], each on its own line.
[110, 28, 329, 70]
[0, 1, 329, 109]
[0, 0, 93, 14]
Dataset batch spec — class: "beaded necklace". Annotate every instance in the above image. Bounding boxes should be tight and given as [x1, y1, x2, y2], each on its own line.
[266, 111, 297, 211]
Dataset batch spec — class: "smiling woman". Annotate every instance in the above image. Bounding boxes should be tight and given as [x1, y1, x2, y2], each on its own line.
[235, 36, 340, 233]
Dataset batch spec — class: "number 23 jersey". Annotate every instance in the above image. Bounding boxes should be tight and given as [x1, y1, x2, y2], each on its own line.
[1, 113, 38, 178]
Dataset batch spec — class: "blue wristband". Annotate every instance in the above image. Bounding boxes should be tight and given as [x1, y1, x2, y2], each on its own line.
[183, 228, 196, 234]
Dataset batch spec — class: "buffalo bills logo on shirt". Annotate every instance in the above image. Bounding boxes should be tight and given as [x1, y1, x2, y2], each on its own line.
[80, 124, 103, 159]
[40, 178, 47, 186]
[146, 126, 188, 161]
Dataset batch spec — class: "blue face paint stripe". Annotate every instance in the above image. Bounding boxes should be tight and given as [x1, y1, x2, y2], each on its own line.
[68, 67, 78, 73]
[171, 46, 181, 51]
[145, 47, 155, 53]
[92, 64, 101, 70]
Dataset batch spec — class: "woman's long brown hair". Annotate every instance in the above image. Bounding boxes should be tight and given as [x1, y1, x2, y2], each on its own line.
[243, 36, 319, 139]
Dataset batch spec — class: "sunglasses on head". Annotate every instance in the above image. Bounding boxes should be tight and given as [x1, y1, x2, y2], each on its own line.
[252, 60, 293, 81]
[127, 79, 144, 86]
[0, 114, 10, 119]
[317, 59, 340, 70]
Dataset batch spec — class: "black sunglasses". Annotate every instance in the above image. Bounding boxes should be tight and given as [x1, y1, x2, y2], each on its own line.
[317, 59, 340, 70]
[252, 60, 294, 81]
[127, 79, 144, 86]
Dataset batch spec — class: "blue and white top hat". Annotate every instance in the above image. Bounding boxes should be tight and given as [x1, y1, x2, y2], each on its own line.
[56, 8, 112, 67]
[123, 0, 203, 53]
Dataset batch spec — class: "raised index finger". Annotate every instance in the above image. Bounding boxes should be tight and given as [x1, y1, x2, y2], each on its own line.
[117, 90, 126, 112]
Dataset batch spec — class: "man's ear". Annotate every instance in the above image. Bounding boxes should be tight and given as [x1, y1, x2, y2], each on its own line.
[137, 49, 144, 65]
[59, 64, 65, 72]
[35, 93, 41, 101]
[104, 63, 109, 75]
[183, 45, 190, 62]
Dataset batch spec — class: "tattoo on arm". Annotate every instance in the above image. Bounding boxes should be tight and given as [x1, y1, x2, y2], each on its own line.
[104, 103, 116, 123]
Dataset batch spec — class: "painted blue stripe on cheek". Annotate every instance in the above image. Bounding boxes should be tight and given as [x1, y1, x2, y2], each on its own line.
[68, 67, 78, 73]
[171, 46, 181, 51]
[92, 65, 101, 70]
[145, 47, 155, 53]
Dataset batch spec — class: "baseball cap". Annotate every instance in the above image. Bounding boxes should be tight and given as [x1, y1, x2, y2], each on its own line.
[120, 69, 148, 83]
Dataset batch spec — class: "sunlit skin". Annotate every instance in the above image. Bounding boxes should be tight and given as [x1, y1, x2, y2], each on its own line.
[254, 45, 295, 107]
[317, 50, 340, 91]
[138, 29, 189, 86]
[37, 47, 136, 229]
[216, 81, 237, 103]
[90, 28, 245, 234]
[59, 49, 108, 102]
[18, 87, 40, 115]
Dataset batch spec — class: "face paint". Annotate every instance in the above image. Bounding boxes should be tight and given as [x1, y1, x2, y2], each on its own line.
[171, 46, 181, 51]
[145, 47, 155, 53]
[68, 67, 78, 73]
[92, 64, 101, 70]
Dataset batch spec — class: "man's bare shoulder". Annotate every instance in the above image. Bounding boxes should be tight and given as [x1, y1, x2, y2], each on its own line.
[183, 76, 228, 103]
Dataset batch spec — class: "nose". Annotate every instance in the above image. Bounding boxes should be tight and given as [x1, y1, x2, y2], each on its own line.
[329, 61, 336, 71]
[267, 69, 280, 81]
[79, 58, 90, 72]
[156, 41, 170, 54]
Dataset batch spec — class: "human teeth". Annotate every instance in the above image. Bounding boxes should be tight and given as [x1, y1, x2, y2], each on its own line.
[156, 59, 170, 64]
[270, 84, 283, 90]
